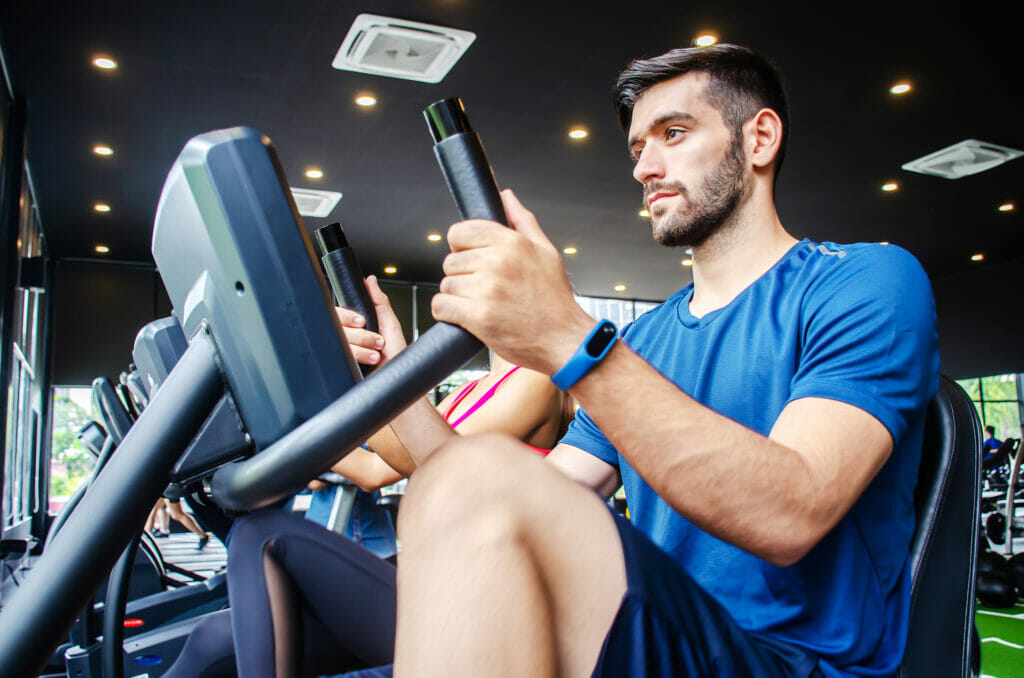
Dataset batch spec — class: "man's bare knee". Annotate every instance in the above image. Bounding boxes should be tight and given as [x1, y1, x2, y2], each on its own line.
[399, 434, 538, 542]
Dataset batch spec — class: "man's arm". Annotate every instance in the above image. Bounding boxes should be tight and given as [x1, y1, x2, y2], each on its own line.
[545, 443, 621, 498]
[566, 344, 892, 566]
[432, 190, 895, 567]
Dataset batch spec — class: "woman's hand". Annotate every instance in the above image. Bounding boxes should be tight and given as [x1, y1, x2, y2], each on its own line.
[336, 275, 408, 366]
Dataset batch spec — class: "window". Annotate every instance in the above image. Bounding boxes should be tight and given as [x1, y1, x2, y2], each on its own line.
[574, 295, 661, 326]
[955, 373, 1023, 442]
[48, 387, 97, 514]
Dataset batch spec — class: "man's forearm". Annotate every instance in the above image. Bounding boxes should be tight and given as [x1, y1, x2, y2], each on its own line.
[566, 342, 882, 566]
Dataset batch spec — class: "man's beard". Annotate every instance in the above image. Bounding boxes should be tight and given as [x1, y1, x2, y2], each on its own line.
[646, 135, 748, 248]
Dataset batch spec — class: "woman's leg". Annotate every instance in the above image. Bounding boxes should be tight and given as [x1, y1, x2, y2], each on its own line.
[161, 610, 237, 678]
[145, 500, 161, 533]
[167, 498, 207, 537]
[227, 510, 397, 678]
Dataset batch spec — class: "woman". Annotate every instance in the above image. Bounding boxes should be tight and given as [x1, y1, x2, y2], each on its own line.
[165, 276, 569, 677]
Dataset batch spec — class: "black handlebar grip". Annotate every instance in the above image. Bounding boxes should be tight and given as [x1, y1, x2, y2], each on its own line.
[314, 223, 379, 335]
[425, 98, 509, 226]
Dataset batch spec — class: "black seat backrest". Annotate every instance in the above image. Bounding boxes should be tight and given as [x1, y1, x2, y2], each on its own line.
[897, 376, 982, 677]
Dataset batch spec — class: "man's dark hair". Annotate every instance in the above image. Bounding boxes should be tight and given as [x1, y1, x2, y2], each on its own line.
[985, 425, 995, 436]
[614, 44, 790, 179]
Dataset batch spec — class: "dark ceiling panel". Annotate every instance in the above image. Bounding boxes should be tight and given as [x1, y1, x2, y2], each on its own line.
[1, 0, 1020, 302]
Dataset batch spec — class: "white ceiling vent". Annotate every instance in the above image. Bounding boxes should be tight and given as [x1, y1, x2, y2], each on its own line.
[332, 14, 475, 83]
[902, 139, 1023, 179]
[290, 187, 342, 218]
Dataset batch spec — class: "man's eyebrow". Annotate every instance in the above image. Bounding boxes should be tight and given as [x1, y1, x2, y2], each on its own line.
[627, 111, 698, 150]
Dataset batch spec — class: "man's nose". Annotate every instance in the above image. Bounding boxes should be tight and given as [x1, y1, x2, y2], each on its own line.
[633, 146, 664, 184]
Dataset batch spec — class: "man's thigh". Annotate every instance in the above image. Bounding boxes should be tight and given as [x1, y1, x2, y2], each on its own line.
[399, 434, 628, 676]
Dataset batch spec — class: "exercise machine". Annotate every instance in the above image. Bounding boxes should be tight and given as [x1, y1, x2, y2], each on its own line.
[0, 98, 503, 676]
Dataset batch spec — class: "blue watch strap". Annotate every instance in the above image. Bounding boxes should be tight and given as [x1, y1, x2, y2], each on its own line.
[551, 319, 618, 390]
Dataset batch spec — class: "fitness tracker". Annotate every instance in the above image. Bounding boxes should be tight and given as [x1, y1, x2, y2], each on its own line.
[551, 319, 618, 390]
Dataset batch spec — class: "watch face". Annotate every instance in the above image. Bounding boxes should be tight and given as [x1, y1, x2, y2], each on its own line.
[585, 321, 617, 357]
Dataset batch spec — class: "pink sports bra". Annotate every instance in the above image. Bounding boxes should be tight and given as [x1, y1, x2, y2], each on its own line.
[441, 366, 550, 455]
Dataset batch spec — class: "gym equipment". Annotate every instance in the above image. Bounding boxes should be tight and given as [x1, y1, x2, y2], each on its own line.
[210, 97, 506, 511]
[315, 222, 378, 334]
[976, 572, 1016, 608]
[1009, 552, 1024, 597]
[57, 333, 228, 676]
[0, 97, 505, 675]
[986, 512, 1006, 544]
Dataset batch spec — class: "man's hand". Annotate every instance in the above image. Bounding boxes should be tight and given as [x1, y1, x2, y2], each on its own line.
[336, 275, 408, 366]
[432, 189, 595, 374]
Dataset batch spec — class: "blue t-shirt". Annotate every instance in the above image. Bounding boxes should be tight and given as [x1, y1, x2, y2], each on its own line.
[561, 240, 940, 677]
[305, 485, 397, 560]
[982, 437, 1002, 458]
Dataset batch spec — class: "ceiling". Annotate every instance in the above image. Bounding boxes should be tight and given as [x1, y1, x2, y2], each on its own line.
[1, 0, 1021, 302]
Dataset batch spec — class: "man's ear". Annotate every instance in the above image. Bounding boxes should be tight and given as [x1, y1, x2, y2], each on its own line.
[748, 108, 783, 171]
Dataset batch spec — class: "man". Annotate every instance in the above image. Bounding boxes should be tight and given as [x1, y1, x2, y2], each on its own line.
[387, 44, 939, 677]
[982, 425, 1002, 459]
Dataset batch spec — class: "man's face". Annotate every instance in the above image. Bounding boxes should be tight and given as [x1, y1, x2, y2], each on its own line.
[627, 72, 749, 248]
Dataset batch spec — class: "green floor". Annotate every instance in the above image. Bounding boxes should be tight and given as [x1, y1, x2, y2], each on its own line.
[976, 601, 1024, 677]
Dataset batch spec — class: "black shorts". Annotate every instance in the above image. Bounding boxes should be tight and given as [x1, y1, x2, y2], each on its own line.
[593, 510, 824, 677]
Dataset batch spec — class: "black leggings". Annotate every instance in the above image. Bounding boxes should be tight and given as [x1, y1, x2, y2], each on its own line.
[164, 509, 396, 677]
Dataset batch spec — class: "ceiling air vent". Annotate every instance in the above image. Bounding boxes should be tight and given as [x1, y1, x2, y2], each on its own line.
[332, 14, 475, 83]
[290, 187, 342, 218]
[902, 139, 1023, 179]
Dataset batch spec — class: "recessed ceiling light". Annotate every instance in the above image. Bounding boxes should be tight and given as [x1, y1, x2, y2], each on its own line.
[998, 202, 1014, 212]
[305, 168, 324, 179]
[563, 246, 577, 255]
[614, 284, 626, 292]
[890, 82, 912, 95]
[355, 94, 377, 107]
[383, 265, 398, 275]
[638, 209, 650, 218]
[94, 203, 111, 213]
[681, 258, 693, 266]
[971, 253, 984, 262]
[694, 34, 718, 47]
[569, 128, 588, 140]
[427, 233, 442, 242]
[93, 144, 113, 156]
[92, 56, 117, 70]
[881, 182, 898, 192]
[95, 245, 110, 254]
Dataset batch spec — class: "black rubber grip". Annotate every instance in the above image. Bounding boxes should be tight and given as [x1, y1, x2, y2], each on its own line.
[315, 223, 378, 334]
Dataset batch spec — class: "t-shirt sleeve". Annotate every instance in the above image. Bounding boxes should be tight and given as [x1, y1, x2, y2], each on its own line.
[787, 245, 940, 444]
[559, 406, 620, 467]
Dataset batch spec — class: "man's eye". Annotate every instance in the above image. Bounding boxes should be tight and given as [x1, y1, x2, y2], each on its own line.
[666, 128, 683, 140]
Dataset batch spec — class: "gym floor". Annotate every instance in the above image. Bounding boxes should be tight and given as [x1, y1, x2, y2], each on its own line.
[977, 602, 1024, 677]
